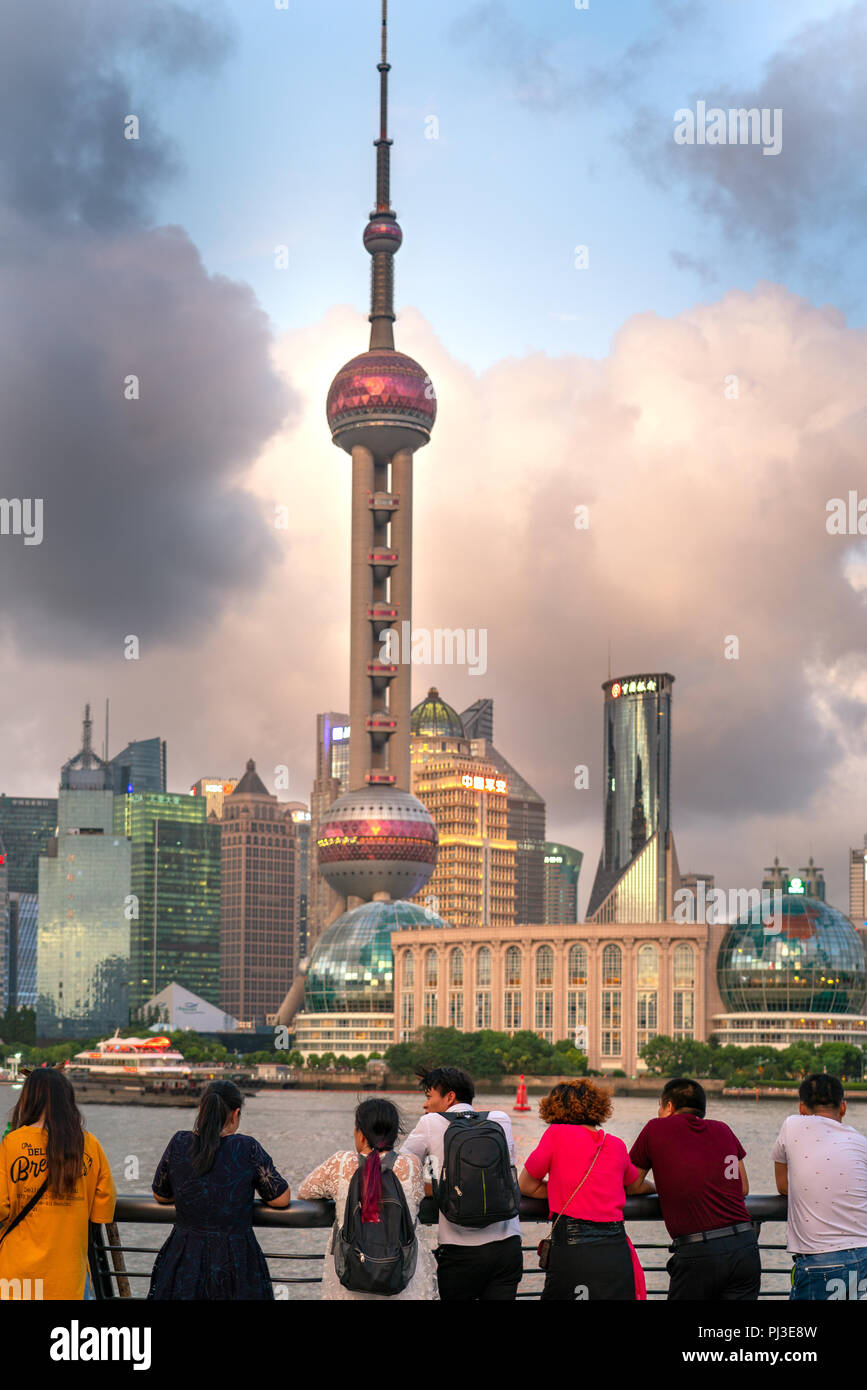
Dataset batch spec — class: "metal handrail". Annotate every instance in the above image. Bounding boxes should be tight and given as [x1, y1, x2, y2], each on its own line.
[88, 1193, 791, 1299]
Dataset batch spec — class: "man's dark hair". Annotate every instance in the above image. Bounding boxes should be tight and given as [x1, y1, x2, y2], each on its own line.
[416, 1066, 474, 1104]
[799, 1073, 844, 1112]
[661, 1077, 706, 1117]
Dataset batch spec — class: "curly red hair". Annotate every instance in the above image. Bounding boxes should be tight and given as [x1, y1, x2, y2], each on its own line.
[539, 1079, 612, 1126]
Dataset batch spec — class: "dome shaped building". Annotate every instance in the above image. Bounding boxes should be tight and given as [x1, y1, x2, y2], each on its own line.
[294, 899, 449, 1056]
[712, 894, 867, 1049]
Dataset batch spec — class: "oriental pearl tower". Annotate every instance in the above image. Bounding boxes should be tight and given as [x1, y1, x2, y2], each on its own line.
[315, 0, 439, 913]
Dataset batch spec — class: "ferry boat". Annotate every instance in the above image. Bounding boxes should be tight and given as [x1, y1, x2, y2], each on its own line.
[67, 1032, 191, 1080]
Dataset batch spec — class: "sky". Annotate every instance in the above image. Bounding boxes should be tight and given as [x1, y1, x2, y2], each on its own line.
[0, 0, 865, 916]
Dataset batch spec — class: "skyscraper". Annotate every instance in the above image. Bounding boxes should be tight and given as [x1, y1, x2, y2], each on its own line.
[116, 790, 221, 1016]
[220, 761, 297, 1027]
[543, 843, 583, 924]
[109, 737, 167, 795]
[587, 673, 678, 923]
[0, 795, 58, 894]
[307, 712, 350, 949]
[37, 710, 131, 1037]
[0, 834, 8, 1012]
[190, 777, 239, 821]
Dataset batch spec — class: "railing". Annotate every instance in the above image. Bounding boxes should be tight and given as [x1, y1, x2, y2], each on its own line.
[88, 1194, 792, 1300]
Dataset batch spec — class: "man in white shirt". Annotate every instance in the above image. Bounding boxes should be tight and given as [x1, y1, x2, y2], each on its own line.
[401, 1066, 523, 1300]
[772, 1072, 867, 1300]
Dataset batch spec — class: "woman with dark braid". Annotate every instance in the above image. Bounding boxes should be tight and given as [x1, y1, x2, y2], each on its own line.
[147, 1080, 290, 1300]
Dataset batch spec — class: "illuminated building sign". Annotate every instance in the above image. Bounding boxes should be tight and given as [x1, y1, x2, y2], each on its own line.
[460, 774, 508, 795]
[332, 726, 350, 742]
[544, 855, 563, 864]
[787, 877, 806, 894]
[611, 678, 657, 699]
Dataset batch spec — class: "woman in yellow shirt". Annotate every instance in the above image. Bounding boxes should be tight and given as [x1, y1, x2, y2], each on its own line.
[0, 1068, 116, 1300]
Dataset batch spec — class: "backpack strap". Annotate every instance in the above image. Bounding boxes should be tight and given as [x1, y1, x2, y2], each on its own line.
[380, 1150, 397, 1172]
[442, 1110, 487, 1125]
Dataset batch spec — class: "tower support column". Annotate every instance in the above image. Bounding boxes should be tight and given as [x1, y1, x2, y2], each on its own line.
[389, 447, 413, 790]
[349, 444, 375, 790]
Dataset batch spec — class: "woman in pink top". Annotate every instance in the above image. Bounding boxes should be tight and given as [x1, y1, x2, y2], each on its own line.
[520, 1080, 652, 1301]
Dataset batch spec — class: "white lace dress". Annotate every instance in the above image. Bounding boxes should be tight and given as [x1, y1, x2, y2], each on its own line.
[298, 1150, 439, 1301]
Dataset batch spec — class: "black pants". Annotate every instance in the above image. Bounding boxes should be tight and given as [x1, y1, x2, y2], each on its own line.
[542, 1218, 635, 1301]
[667, 1228, 761, 1301]
[435, 1235, 523, 1301]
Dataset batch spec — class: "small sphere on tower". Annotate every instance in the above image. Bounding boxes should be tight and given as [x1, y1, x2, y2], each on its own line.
[363, 215, 403, 254]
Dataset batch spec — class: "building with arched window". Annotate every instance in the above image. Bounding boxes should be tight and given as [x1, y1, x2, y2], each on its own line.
[391, 918, 709, 1072]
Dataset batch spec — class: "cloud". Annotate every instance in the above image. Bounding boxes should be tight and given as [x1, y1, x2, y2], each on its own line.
[0, 0, 295, 657]
[626, 3, 867, 254]
[3, 278, 866, 908]
[669, 249, 719, 283]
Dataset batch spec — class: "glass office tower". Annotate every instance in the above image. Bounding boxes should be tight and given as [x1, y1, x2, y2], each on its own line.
[37, 790, 132, 1038]
[0, 796, 58, 894]
[109, 737, 167, 795]
[587, 673, 675, 923]
[116, 792, 221, 1015]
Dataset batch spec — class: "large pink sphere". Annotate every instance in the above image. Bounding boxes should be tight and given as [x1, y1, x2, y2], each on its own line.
[316, 787, 438, 900]
[326, 349, 436, 455]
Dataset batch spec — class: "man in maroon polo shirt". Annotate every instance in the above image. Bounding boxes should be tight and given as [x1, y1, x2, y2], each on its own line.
[629, 1077, 760, 1300]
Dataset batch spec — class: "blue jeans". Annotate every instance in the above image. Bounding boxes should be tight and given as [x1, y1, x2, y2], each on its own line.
[790, 1247, 867, 1300]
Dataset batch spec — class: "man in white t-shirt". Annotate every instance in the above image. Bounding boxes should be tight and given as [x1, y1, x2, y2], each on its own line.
[401, 1066, 523, 1300]
[771, 1072, 867, 1300]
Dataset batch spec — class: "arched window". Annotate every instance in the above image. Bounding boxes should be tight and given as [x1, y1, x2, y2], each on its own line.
[424, 949, 439, 988]
[403, 950, 415, 990]
[504, 946, 523, 1031]
[534, 945, 555, 1041]
[636, 943, 659, 1052]
[568, 944, 587, 986]
[567, 943, 588, 1040]
[424, 949, 439, 1027]
[449, 949, 464, 988]
[673, 944, 695, 988]
[448, 948, 464, 1029]
[535, 945, 554, 987]
[504, 946, 522, 987]
[476, 947, 492, 988]
[601, 944, 622, 1057]
[673, 944, 696, 1039]
[602, 944, 622, 986]
[475, 947, 492, 1029]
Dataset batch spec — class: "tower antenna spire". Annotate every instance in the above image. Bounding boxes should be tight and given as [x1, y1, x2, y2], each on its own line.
[365, 0, 401, 349]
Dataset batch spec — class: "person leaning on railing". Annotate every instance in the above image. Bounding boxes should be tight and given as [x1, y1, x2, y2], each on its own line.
[0, 1068, 116, 1300]
[772, 1073, 867, 1301]
[628, 1077, 760, 1301]
[518, 1079, 652, 1300]
[147, 1080, 291, 1301]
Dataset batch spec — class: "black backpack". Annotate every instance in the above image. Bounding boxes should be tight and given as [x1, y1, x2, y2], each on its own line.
[333, 1151, 418, 1296]
[435, 1111, 521, 1229]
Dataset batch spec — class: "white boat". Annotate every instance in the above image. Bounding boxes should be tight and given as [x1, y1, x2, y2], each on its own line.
[67, 1031, 191, 1079]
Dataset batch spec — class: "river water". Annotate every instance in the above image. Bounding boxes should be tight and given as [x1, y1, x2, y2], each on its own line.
[77, 1090, 867, 1300]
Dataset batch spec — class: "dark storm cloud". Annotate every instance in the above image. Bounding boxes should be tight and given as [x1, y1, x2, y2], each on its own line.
[625, 4, 867, 253]
[0, 0, 295, 655]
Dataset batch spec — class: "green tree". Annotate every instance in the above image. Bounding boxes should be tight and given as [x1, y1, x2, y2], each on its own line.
[350, 1054, 368, 1071]
[306, 1054, 321, 1069]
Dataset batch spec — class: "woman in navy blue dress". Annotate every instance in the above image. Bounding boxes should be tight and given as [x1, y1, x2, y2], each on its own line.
[147, 1081, 290, 1300]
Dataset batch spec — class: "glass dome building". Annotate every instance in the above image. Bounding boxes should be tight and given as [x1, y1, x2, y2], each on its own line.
[304, 899, 450, 1015]
[717, 895, 867, 1015]
[294, 899, 450, 1056]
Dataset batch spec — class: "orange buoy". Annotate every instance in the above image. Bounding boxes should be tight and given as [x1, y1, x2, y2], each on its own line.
[513, 1074, 531, 1112]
